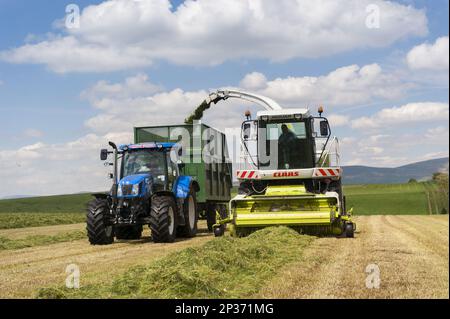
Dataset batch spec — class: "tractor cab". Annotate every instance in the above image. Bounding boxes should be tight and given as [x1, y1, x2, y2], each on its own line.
[116, 143, 180, 197]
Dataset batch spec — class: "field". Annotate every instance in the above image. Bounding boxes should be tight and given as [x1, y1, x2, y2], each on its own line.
[344, 182, 446, 215]
[0, 183, 448, 299]
[0, 193, 91, 229]
[0, 216, 447, 298]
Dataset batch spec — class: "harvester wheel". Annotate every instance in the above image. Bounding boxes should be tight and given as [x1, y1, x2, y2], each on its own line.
[86, 198, 114, 245]
[213, 225, 225, 237]
[344, 223, 354, 238]
[115, 225, 143, 240]
[177, 189, 198, 238]
[150, 196, 177, 243]
[206, 204, 216, 232]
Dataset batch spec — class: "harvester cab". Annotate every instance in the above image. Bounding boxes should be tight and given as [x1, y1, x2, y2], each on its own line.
[186, 89, 355, 238]
[87, 141, 200, 245]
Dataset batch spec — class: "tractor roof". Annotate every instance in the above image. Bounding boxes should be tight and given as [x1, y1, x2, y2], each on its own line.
[119, 142, 176, 151]
[257, 108, 310, 119]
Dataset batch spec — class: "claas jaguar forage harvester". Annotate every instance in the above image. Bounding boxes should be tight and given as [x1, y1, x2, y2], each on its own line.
[186, 90, 355, 238]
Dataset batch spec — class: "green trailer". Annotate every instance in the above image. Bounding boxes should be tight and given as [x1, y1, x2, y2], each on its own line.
[134, 123, 232, 230]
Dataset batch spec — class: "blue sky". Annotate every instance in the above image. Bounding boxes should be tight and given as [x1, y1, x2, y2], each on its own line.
[0, 0, 448, 196]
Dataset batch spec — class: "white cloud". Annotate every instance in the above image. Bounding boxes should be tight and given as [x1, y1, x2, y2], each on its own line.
[0, 132, 132, 196]
[81, 73, 163, 106]
[327, 114, 350, 127]
[0, 0, 428, 73]
[352, 102, 449, 129]
[240, 72, 267, 90]
[407, 36, 449, 71]
[248, 64, 411, 107]
[23, 128, 44, 138]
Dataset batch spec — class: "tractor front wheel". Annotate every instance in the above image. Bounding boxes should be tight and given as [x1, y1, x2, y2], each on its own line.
[150, 196, 177, 243]
[86, 198, 114, 245]
[177, 189, 198, 238]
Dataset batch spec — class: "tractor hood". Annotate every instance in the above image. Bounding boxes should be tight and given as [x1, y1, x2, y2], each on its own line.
[119, 173, 151, 186]
[117, 173, 153, 198]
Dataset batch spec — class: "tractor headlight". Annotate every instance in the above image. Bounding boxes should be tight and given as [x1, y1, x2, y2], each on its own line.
[131, 183, 140, 195]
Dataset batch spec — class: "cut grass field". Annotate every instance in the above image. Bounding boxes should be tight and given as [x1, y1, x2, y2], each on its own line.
[0, 230, 85, 250]
[37, 227, 314, 299]
[0, 212, 86, 229]
[0, 216, 446, 299]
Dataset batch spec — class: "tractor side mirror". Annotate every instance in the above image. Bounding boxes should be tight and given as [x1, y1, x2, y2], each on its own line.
[100, 149, 108, 161]
[243, 123, 251, 140]
[320, 121, 329, 137]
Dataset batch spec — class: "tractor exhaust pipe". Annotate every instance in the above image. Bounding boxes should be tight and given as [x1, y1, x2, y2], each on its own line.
[108, 141, 119, 198]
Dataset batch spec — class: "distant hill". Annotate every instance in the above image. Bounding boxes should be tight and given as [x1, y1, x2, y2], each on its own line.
[343, 157, 449, 184]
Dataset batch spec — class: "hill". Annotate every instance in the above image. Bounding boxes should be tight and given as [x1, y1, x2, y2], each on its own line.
[343, 157, 448, 184]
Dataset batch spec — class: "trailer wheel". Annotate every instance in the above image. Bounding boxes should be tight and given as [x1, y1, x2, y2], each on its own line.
[344, 223, 354, 238]
[150, 196, 177, 243]
[115, 225, 143, 240]
[86, 198, 114, 245]
[178, 189, 198, 238]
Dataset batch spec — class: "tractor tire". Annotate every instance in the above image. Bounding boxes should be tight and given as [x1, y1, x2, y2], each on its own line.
[344, 223, 354, 238]
[86, 198, 114, 245]
[177, 189, 198, 238]
[150, 196, 177, 243]
[115, 225, 143, 240]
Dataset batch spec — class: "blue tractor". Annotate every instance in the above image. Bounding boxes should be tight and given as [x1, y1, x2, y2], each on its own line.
[87, 141, 200, 244]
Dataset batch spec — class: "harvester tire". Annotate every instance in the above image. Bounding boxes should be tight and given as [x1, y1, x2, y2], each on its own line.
[344, 223, 354, 238]
[206, 204, 216, 232]
[115, 225, 143, 240]
[213, 225, 225, 237]
[177, 189, 198, 238]
[86, 198, 114, 245]
[150, 196, 177, 243]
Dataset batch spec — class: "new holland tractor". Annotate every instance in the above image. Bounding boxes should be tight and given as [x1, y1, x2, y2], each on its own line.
[88, 123, 232, 245]
[87, 142, 201, 244]
[186, 90, 356, 238]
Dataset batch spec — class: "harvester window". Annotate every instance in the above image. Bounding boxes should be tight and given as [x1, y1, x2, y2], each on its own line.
[259, 120, 314, 170]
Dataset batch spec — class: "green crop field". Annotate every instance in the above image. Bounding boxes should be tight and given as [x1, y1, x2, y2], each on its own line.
[0, 193, 92, 213]
[344, 182, 447, 215]
[0, 193, 91, 229]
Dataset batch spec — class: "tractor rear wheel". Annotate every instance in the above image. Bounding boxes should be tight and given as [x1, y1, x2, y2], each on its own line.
[86, 198, 114, 245]
[115, 225, 143, 240]
[177, 190, 198, 238]
[150, 196, 177, 243]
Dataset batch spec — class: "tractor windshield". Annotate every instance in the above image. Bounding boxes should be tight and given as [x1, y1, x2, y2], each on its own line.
[258, 119, 315, 170]
[122, 150, 166, 179]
